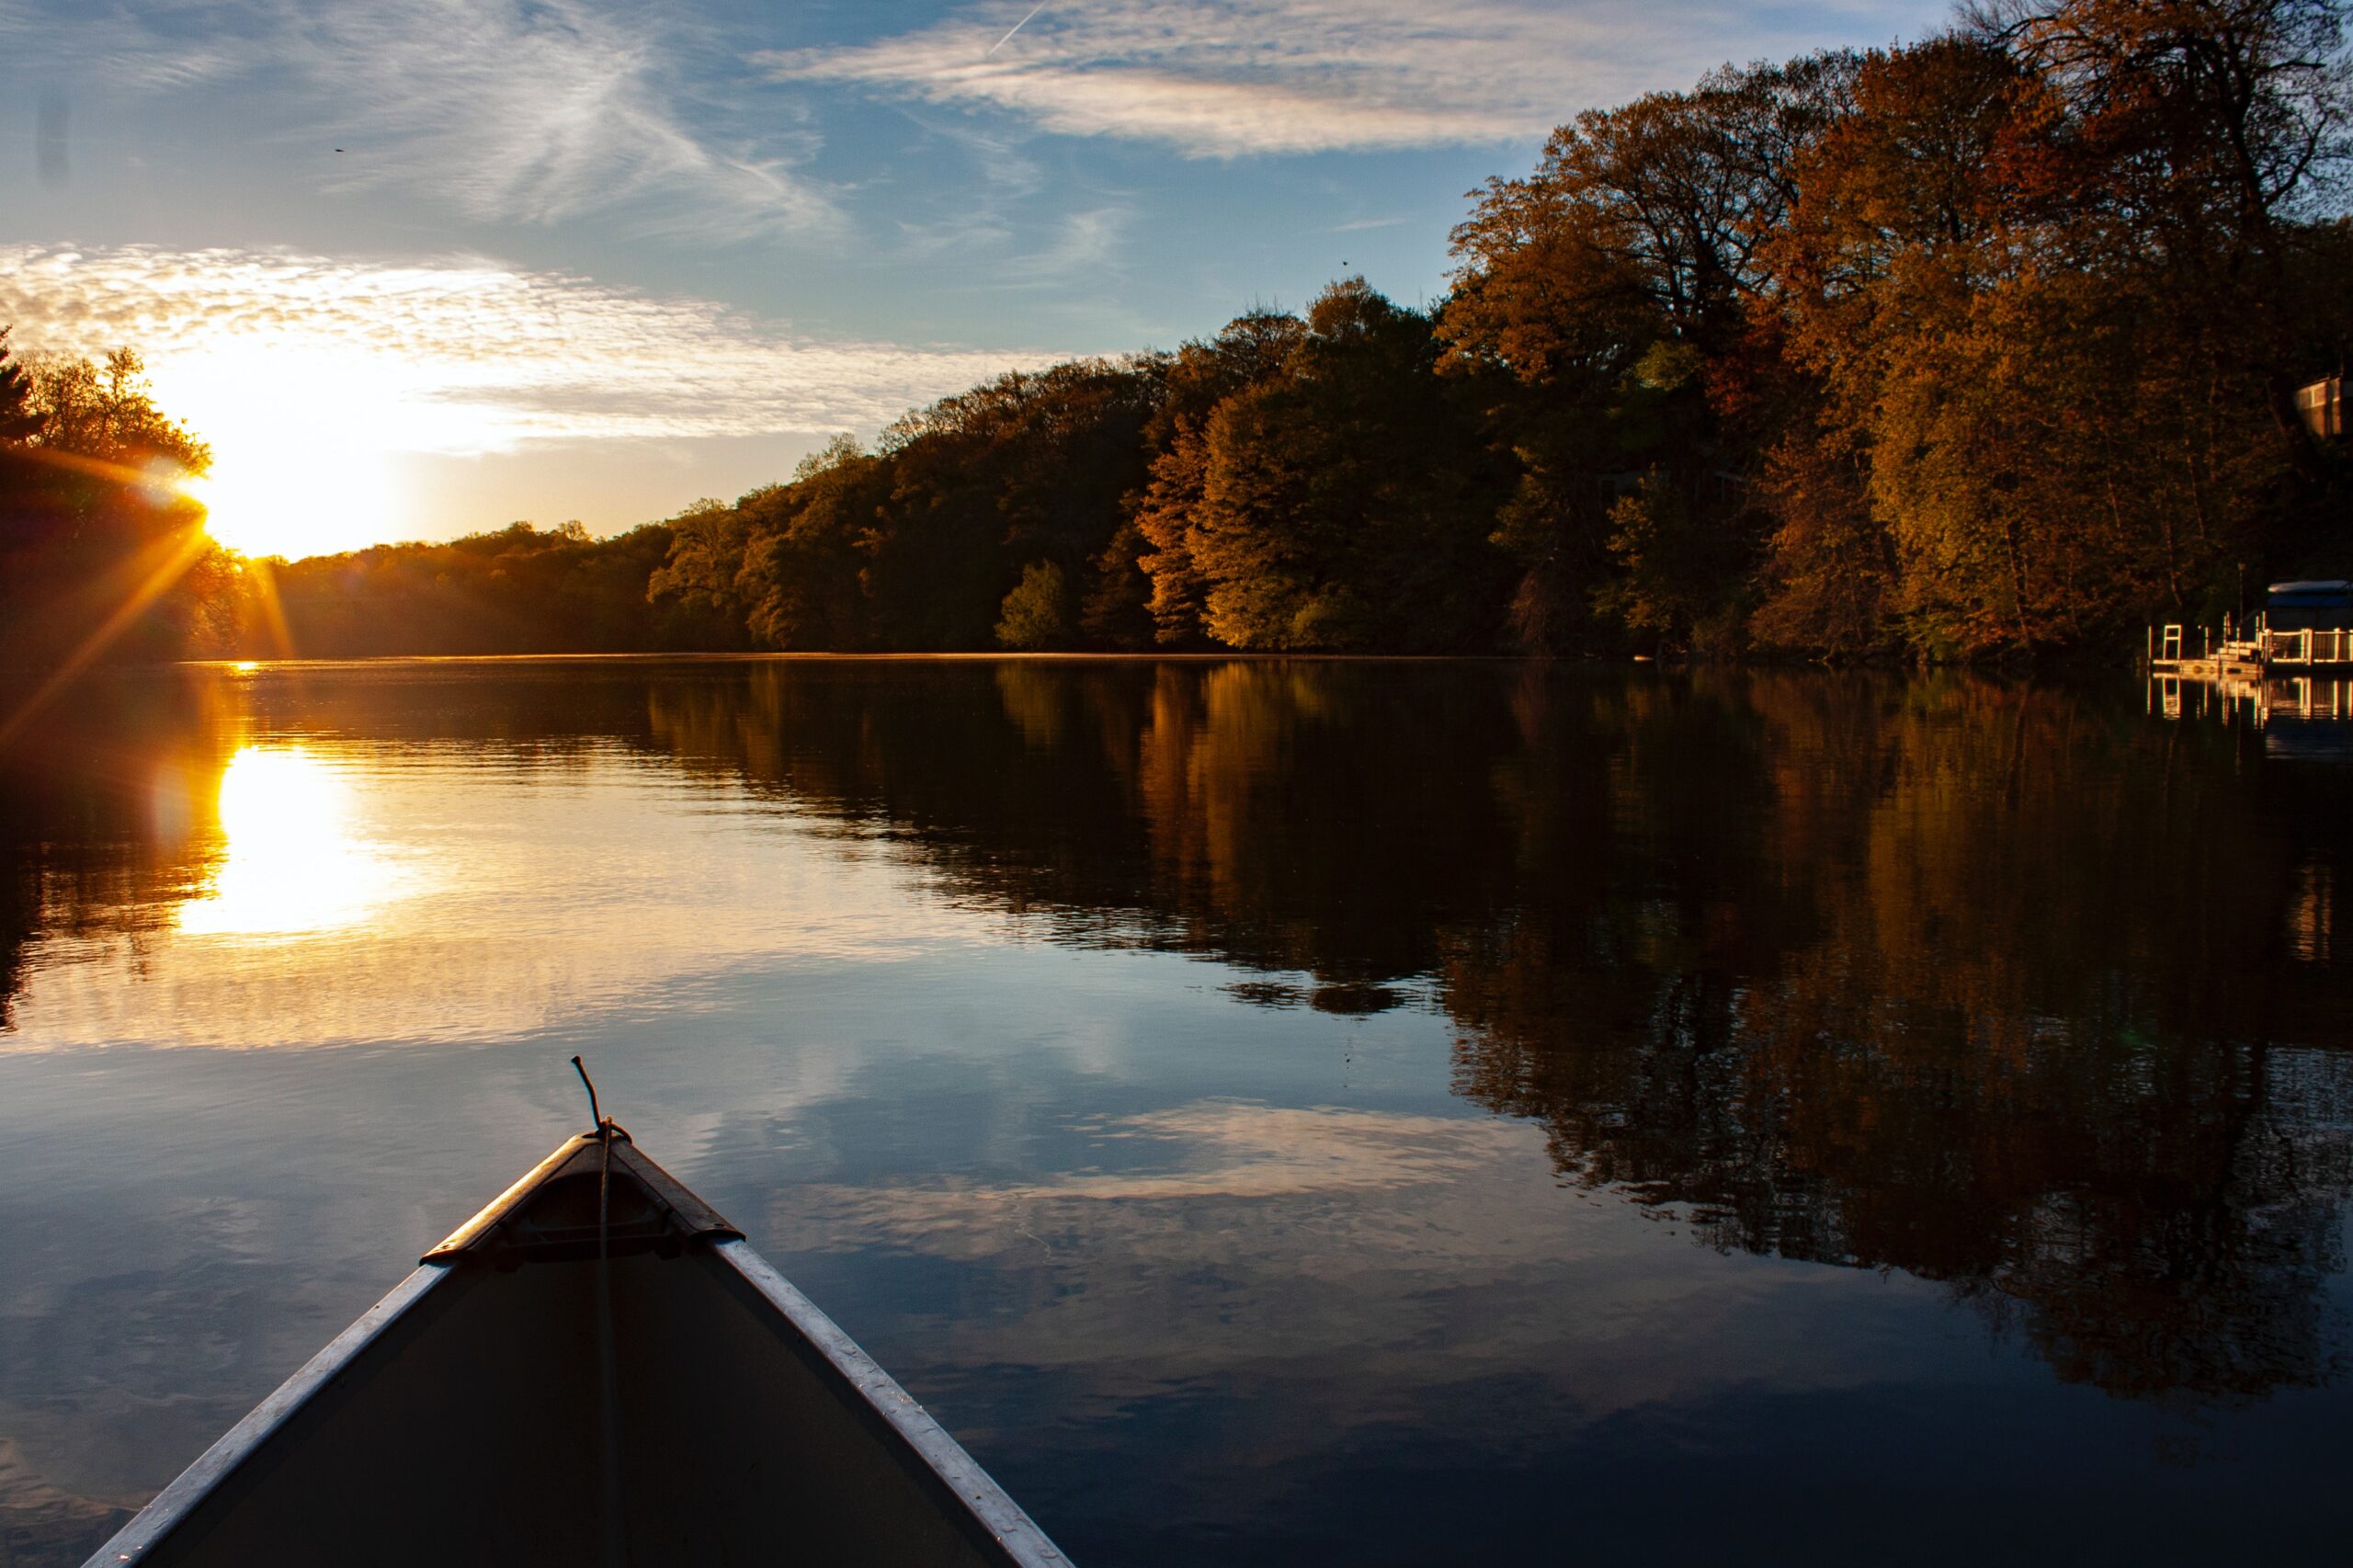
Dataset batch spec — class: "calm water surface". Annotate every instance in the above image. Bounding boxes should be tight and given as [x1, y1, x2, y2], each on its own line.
[3, 658, 2348, 1564]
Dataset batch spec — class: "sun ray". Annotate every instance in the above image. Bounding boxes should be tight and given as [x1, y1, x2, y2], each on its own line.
[0, 521, 217, 747]
[236, 553, 298, 660]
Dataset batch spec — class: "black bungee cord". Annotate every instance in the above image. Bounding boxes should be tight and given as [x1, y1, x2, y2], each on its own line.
[572, 1056, 626, 1568]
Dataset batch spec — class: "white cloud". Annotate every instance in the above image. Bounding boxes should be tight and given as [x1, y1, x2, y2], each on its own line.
[3, 0, 837, 239]
[761, 0, 1938, 158]
[0, 243, 1063, 457]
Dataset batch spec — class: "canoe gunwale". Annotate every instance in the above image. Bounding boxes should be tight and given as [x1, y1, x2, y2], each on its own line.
[710, 1235, 1068, 1567]
[82, 1263, 451, 1567]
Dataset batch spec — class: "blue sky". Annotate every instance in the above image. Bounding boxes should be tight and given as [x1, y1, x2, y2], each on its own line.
[0, 0, 1948, 555]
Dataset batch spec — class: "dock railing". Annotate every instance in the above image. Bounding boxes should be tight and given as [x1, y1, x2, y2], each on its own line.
[2265, 629, 2353, 665]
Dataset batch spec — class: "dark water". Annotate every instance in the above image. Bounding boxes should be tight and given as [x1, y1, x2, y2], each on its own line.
[2, 658, 2347, 1564]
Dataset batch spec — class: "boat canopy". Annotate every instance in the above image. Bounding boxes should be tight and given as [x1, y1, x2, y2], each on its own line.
[2268, 580, 2353, 607]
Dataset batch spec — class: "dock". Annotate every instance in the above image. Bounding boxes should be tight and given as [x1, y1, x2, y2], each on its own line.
[2147, 593, 2353, 750]
[2151, 653, 2265, 681]
[2148, 602, 2353, 684]
[2148, 621, 2265, 682]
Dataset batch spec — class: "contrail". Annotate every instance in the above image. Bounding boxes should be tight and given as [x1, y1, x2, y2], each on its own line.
[986, 1, 1048, 57]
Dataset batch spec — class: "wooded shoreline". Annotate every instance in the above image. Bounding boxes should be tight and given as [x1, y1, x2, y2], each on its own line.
[6, 0, 2353, 675]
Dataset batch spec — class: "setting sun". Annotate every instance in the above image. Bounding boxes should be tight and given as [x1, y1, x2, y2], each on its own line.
[142, 344, 414, 560]
[189, 439, 397, 559]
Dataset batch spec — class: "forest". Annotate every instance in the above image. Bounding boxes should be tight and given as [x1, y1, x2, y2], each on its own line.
[4, 0, 2352, 668]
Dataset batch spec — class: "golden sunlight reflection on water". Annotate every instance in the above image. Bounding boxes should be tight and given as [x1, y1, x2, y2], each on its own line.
[176, 747, 411, 938]
[7, 727, 988, 1051]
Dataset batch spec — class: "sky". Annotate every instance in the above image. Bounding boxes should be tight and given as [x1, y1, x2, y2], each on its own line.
[0, 0, 1949, 558]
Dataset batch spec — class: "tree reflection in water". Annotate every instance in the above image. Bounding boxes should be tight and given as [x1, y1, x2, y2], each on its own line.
[6, 659, 2350, 1408]
[0, 673, 241, 1029]
[646, 660, 2353, 1404]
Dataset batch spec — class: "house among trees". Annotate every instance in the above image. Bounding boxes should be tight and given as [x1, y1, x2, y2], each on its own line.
[2297, 378, 2343, 439]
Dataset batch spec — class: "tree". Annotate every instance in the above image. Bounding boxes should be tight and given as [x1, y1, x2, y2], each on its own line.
[856, 359, 1162, 649]
[1987, 0, 2353, 482]
[1131, 310, 1308, 646]
[1749, 34, 2050, 656]
[1438, 60, 1859, 653]
[25, 347, 210, 472]
[0, 344, 222, 672]
[995, 561, 1075, 649]
[0, 327, 37, 441]
[644, 497, 748, 611]
[1173, 281, 1508, 651]
[1741, 11, 2351, 659]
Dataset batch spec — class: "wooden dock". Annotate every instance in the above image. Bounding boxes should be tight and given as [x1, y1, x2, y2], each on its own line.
[2145, 622, 2330, 684]
[2145, 598, 2353, 736]
[2151, 653, 2263, 681]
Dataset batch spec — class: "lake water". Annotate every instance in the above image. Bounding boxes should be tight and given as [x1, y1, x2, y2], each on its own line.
[3, 658, 2348, 1565]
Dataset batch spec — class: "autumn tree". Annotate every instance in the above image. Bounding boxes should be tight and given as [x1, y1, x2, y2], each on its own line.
[1749, 35, 2052, 655]
[1156, 280, 1508, 652]
[0, 328, 37, 441]
[1129, 309, 1305, 646]
[1440, 57, 1856, 653]
[0, 343, 225, 671]
[1745, 6, 2353, 659]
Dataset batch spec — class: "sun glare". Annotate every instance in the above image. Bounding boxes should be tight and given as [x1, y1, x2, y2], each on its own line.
[193, 439, 398, 560]
[178, 747, 412, 937]
[148, 349, 408, 560]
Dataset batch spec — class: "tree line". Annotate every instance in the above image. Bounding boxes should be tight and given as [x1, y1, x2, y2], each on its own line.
[653, 0, 2353, 664]
[6, 0, 2352, 667]
[0, 332, 732, 667]
[243, 523, 743, 657]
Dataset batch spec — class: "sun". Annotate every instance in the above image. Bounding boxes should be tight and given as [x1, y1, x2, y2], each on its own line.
[188, 436, 399, 560]
[145, 348, 409, 561]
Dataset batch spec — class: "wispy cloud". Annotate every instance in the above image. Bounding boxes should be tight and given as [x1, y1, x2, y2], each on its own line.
[760, 0, 1929, 158]
[4, 0, 838, 239]
[0, 244, 1063, 454]
[1001, 205, 1135, 288]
